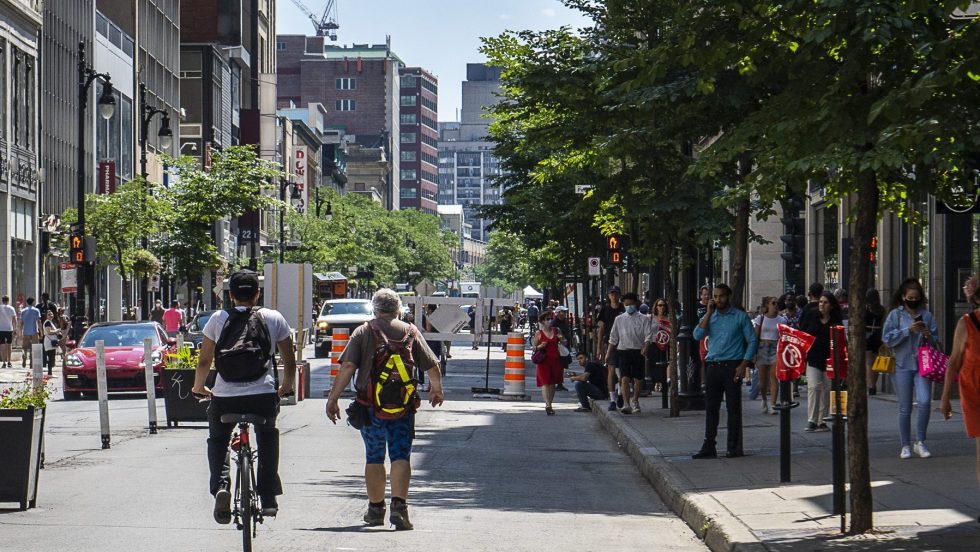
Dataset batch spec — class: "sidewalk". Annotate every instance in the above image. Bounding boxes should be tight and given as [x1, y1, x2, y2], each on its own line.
[593, 385, 980, 551]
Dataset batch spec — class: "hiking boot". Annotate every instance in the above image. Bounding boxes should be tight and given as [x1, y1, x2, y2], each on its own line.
[260, 495, 278, 517]
[363, 503, 386, 526]
[389, 500, 413, 531]
[213, 483, 232, 525]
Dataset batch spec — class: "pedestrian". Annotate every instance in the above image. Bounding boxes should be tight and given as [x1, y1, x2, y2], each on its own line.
[568, 352, 609, 412]
[326, 288, 445, 530]
[800, 282, 824, 325]
[163, 300, 184, 337]
[150, 299, 166, 326]
[526, 300, 540, 336]
[554, 306, 573, 391]
[191, 269, 297, 523]
[18, 297, 41, 368]
[532, 308, 565, 415]
[498, 306, 514, 351]
[596, 286, 625, 411]
[56, 308, 70, 364]
[882, 278, 939, 459]
[800, 292, 843, 432]
[421, 304, 441, 392]
[781, 294, 802, 329]
[648, 298, 671, 392]
[692, 284, 758, 459]
[605, 292, 656, 415]
[941, 275, 980, 491]
[38, 293, 59, 318]
[0, 295, 15, 368]
[696, 286, 711, 321]
[864, 288, 886, 396]
[754, 296, 788, 414]
[41, 311, 60, 375]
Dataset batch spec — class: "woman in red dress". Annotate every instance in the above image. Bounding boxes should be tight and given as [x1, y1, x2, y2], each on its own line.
[942, 275, 980, 497]
[532, 309, 565, 415]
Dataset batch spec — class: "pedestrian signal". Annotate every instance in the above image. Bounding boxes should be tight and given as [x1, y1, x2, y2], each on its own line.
[608, 248, 623, 266]
[70, 233, 85, 264]
[606, 235, 622, 251]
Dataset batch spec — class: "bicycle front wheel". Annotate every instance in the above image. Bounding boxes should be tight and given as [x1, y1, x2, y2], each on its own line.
[239, 448, 253, 552]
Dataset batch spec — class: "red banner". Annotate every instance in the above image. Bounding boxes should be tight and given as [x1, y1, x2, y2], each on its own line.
[776, 323, 815, 381]
[655, 319, 671, 352]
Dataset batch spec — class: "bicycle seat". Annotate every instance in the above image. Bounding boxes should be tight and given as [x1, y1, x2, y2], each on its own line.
[220, 413, 267, 426]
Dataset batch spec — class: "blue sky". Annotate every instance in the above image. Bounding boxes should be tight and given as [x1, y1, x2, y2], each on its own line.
[276, 0, 592, 121]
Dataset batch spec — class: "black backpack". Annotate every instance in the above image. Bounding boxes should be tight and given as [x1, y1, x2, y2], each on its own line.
[214, 307, 273, 383]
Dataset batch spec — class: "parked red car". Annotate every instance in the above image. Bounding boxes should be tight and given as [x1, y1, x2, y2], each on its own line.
[62, 322, 175, 400]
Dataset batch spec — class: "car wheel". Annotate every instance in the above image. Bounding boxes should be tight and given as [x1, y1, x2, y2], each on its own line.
[63, 391, 83, 401]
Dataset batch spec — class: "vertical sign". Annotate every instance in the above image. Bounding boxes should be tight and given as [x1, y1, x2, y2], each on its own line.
[98, 161, 116, 194]
[60, 262, 78, 293]
[293, 146, 308, 214]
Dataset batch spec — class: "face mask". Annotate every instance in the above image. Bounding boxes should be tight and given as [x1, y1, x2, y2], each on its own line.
[625, 305, 637, 315]
[905, 299, 922, 310]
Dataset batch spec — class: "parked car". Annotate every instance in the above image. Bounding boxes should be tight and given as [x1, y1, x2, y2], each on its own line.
[184, 309, 218, 349]
[314, 299, 374, 358]
[62, 322, 174, 400]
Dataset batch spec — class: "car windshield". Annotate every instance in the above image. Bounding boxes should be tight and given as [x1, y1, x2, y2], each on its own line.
[188, 312, 215, 332]
[321, 302, 373, 316]
[80, 325, 161, 348]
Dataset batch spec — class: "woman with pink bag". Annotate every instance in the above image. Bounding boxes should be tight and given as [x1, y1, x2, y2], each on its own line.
[882, 278, 940, 459]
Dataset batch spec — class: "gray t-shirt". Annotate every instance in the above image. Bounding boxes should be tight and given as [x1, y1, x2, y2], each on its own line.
[339, 318, 438, 392]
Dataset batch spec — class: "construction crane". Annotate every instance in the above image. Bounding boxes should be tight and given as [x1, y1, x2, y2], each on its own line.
[290, 0, 339, 41]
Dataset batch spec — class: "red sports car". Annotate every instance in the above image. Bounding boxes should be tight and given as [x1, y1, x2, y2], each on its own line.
[62, 322, 175, 400]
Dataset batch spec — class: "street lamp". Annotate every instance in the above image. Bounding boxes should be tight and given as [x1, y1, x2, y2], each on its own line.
[74, 40, 115, 339]
[137, 82, 172, 320]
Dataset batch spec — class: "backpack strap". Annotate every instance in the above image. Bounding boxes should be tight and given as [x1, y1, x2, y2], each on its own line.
[250, 307, 278, 389]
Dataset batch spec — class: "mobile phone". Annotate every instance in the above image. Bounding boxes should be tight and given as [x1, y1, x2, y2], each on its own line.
[914, 315, 923, 322]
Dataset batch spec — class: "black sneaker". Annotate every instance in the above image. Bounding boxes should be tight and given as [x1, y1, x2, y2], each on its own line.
[213, 484, 232, 525]
[390, 501, 413, 530]
[260, 495, 278, 517]
[616, 396, 625, 409]
[363, 503, 386, 526]
[817, 423, 830, 432]
[556, 384, 568, 392]
[607, 401, 617, 411]
[692, 449, 717, 459]
[805, 422, 818, 432]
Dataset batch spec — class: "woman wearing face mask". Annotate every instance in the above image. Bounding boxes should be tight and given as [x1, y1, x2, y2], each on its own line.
[882, 278, 939, 459]
[531, 308, 566, 415]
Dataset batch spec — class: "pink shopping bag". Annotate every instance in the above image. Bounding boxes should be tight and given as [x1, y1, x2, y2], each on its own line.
[917, 345, 950, 383]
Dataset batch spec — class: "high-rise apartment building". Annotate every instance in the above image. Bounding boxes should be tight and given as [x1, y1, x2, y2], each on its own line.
[277, 36, 403, 209]
[398, 67, 438, 213]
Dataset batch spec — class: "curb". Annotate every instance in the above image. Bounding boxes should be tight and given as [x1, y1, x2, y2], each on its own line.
[593, 403, 767, 552]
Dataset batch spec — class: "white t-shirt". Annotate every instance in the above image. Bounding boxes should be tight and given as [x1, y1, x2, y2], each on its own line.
[754, 314, 788, 341]
[0, 304, 15, 332]
[202, 307, 292, 397]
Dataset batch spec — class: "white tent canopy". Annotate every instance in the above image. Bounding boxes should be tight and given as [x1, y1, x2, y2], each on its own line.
[523, 286, 543, 298]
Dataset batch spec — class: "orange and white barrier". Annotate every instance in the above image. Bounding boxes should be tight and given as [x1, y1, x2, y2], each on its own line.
[502, 332, 527, 396]
[328, 327, 350, 392]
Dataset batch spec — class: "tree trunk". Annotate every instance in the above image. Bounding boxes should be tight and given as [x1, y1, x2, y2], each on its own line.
[730, 157, 752, 308]
[664, 245, 680, 417]
[846, 171, 878, 534]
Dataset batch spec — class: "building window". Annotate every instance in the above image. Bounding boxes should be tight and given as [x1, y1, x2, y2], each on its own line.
[401, 151, 416, 162]
[335, 99, 356, 111]
[400, 75, 418, 88]
[400, 187, 418, 199]
[276, 41, 286, 50]
[400, 132, 417, 144]
[400, 114, 417, 124]
[400, 95, 417, 106]
[336, 77, 356, 90]
[400, 169, 417, 180]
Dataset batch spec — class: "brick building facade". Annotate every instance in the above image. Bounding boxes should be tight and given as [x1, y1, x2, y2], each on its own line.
[398, 67, 438, 213]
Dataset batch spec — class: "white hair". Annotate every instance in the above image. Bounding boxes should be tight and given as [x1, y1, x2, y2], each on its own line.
[372, 288, 402, 315]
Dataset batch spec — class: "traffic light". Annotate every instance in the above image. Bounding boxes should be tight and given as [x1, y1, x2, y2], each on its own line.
[606, 234, 624, 267]
[608, 248, 623, 266]
[779, 194, 805, 293]
[69, 233, 85, 264]
[869, 236, 878, 264]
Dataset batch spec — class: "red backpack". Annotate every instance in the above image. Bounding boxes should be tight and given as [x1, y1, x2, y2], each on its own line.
[364, 320, 421, 420]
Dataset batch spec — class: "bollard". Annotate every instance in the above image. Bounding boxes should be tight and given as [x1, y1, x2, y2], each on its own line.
[143, 338, 158, 434]
[95, 340, 111, 449]
[329, 327, 350, 394]
[501, 332, 527, 397]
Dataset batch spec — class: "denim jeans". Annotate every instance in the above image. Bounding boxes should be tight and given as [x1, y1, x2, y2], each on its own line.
[894, 368, 932, 446]
[574, 381, 608, 408]
[207, 393, 281, 499]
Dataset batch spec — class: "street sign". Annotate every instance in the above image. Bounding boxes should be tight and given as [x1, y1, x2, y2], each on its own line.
[952, 2, 979, 19]
[60, 262, 77, 293]
[574, 185, 593, 194]
[415, 278, 436, 296]
[587, 257, 601, 276]
[150, 274, 162, 293]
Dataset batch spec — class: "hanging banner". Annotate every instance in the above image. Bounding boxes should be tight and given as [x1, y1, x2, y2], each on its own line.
[98, 161, 116, 194]
[292, 146, 308, 215]
[776, 323, 815, 381]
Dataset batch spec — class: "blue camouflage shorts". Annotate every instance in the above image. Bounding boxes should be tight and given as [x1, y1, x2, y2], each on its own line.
[360, 411, 415, 464]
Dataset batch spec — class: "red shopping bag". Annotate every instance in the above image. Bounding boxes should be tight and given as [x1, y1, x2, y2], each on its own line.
[826, 325, 848, 380]
[776, 324, 815, 381]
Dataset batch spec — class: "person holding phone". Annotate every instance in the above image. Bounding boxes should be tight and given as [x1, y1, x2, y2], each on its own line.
[692, 284, 758, 459]
[882, 278, 939, 459]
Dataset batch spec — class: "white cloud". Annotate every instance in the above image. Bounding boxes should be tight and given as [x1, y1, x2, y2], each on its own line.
[499, 13, 513, 20]
[541, 8, 557, 17]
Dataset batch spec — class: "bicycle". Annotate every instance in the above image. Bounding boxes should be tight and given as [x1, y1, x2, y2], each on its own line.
[222, 412, 266, 552]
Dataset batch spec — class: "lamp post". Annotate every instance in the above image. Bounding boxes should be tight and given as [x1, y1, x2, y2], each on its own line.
[138, 82, 172, 320]
[74, 41, 116, 340]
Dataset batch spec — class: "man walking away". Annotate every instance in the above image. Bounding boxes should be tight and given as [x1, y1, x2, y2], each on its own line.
[800, 282, 824, 326]
[192, 270, 296, 523]
[163, 300, 184, 337]
[596, 286, 625, 411]
[605, 292, 656, 415]
[526, 301, 540, 336]
[569, 352, 609, 412]
[327, 288, 445, 531]
[0, 296, 16, 368]
[19, 297, 41, 368]
[692, 284, 758, 459]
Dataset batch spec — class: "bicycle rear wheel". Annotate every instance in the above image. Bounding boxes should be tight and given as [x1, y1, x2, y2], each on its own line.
[239, 447, 253, 552]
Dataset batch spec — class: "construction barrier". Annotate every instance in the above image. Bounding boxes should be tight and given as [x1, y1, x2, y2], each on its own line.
[329, 327, 350, 391]
[502, 332, 527, 397]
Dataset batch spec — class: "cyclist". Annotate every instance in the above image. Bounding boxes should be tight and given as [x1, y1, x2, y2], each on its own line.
[192, 269, 296, 524]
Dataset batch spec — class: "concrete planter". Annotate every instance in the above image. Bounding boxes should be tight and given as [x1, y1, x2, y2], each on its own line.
[0, 406, 45, 510]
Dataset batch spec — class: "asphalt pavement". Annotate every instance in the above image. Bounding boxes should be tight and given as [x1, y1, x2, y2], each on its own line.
[0, 340, 707, 552]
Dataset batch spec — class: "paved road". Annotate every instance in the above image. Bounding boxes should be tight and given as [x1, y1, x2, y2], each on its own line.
[0, 343, 706, 552]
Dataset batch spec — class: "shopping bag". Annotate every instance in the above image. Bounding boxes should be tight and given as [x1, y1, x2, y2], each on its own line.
[776, 324, 815, 381]
[917, 345, 950, 383]
[872, 345, 895, 374]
